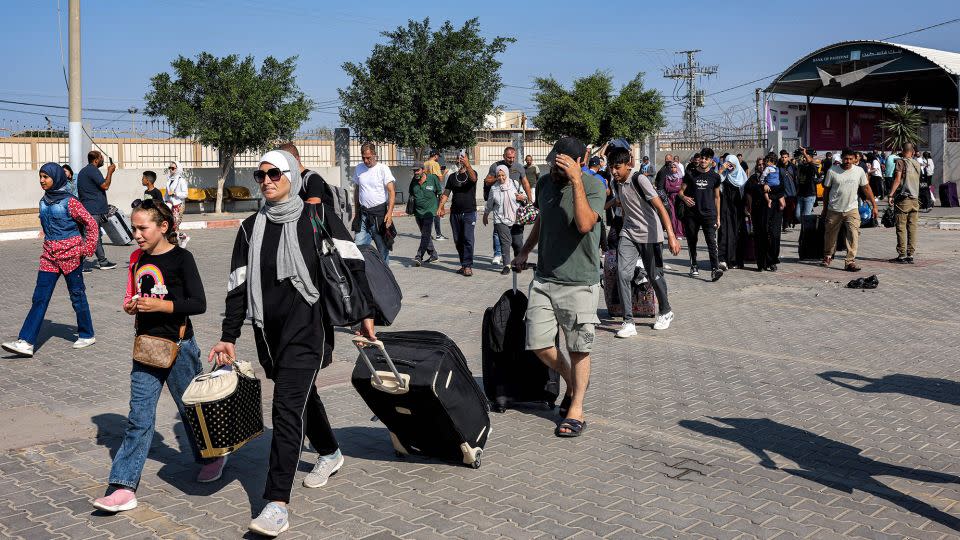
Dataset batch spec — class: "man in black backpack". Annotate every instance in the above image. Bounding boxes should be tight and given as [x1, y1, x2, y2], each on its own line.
[280, 143, 352, 227]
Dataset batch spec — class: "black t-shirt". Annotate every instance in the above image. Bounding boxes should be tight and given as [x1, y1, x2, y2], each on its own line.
[133, 246, 206, 341]
[144, 187, 163, 201]
[445, 169, 479, 213]
[797, 162, 818, 197]
[682, 168, 721, 217]
[300, 169, 335, 204]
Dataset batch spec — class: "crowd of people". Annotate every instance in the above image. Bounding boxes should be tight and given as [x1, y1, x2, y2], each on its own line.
[0, 134, 931, 536]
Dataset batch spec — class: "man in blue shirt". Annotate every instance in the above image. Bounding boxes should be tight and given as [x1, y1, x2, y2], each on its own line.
[76, 150, 117, 270]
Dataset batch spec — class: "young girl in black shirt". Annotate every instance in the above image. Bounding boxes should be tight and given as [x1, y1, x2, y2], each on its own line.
[92, 199, 222, 514]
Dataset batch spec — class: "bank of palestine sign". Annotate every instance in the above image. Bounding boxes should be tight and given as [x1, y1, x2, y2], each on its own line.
[779, 43, 938, 88]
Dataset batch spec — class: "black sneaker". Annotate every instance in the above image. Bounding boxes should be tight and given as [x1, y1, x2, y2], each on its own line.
[98, 261, 117, 270]
[500, 266, 511, 275]
[689, 266, 699, 277]
[711, 268, 724, 282]
[905, 256, 915, 264]
[767, 264, 778, 272]
[82, 265, 93, 273]
[889, 256, 908, 264]
[412, 258, 422, 267]
[425, 254, 439, 264]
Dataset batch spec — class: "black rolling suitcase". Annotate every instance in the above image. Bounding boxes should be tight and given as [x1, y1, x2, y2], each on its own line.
[798, 214, 823, 260]
[482, 271, 560, 413]
[352, 332, 490, 468]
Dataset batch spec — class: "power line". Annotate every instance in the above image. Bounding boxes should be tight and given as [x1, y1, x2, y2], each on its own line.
[0, 98, 130, 114]
[882, 17, 960, 40]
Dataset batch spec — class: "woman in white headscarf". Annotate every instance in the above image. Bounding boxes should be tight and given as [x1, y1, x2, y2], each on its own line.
[718, 154, 748, 270]
[208, 150, 354, 537]
[164, 160, 190, 247]
[483, 164, 526, 274]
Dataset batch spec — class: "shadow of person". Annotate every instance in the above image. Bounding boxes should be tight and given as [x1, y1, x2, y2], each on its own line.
[818, 371, 960, 407]
[91, 412, 269, 518]
[679, 417, 960, 531]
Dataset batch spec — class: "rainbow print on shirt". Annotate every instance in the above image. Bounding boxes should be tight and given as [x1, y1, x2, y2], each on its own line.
[136, 264, 168, 298]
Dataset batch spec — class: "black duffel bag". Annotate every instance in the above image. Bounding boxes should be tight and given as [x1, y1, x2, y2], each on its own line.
[309, 204, 374, 327]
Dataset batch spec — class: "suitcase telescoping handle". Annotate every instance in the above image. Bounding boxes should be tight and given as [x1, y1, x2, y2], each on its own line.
[352, 336, 408, 391]
[511, 263, 536, 294]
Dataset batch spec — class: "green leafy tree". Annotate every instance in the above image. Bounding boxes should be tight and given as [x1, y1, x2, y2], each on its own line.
[145, 53, 312, 212]
[880, 98, 924, 150]
[339, 18, 514, 160]
[532, 71, 665, 147]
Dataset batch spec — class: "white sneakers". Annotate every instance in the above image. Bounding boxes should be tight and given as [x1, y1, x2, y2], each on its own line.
[303, 450, 344, 488]
[615, 311, 675, 337]
[73, 337, 96, 349]
[2, 339, 34, 357]
[492, 255, 502, 266]
[653, 311, 675, 331]
[615, 323, 637, 338]
[4, 337, 96, 356]
[179, 235, 191, 249]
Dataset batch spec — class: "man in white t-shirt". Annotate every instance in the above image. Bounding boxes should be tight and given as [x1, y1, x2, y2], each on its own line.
[352, 142, 396, 262]
[821, 148, 876, 272]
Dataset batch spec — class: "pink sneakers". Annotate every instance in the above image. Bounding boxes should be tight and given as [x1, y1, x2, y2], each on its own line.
[196, 456, 228, 483]
[92, 488, 137, 512]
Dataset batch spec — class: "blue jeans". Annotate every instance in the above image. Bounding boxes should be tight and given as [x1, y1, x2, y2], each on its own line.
[449, 211, 476, 268]
[796, 196, 816, 221]
[433, 215, 442, 236]
[108, 336, 208, 490]
[354, 215, 390, 264]
[492, 231, 502, 258]
[19, 268, 94, 345]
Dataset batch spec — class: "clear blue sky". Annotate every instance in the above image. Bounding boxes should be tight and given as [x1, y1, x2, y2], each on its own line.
[4, 0, 958, 133]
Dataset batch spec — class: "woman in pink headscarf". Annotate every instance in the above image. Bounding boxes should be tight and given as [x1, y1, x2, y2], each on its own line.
[663, 161, 684, 239]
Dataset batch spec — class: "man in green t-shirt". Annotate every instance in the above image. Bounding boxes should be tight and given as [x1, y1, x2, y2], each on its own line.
[409, 166, 443, 266]
[512, 136, 605, 439]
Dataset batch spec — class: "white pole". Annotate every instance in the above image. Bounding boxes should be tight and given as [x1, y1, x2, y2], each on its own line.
[68, 0, 83, 173]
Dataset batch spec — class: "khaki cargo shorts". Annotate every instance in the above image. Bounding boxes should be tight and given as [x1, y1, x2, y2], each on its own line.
[525, 279, 601, 353]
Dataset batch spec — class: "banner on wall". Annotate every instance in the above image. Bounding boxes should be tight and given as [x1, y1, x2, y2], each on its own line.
[766, 101, 807, 143]
[808, 104, 846, 150]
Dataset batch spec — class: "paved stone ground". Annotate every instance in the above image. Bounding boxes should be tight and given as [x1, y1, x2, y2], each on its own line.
[1, 215, 959, 539]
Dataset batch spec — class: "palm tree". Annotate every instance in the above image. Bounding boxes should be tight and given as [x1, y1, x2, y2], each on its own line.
[880, 98, 924, 150]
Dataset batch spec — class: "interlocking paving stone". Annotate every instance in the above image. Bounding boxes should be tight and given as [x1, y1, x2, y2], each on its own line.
[1, 221, 959, 538]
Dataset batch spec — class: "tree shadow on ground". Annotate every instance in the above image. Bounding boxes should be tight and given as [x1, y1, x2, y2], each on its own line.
[91, 412, 269, 518]
[680, 417, 960, 531]
[818, 371, 960, 407]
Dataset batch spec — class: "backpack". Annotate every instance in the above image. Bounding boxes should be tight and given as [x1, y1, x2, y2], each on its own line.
[304, 170, 354, 231]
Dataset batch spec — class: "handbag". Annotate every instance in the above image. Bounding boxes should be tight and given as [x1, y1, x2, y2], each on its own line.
[515, 203, 539, 226]
[405, 194, 416, 215]
[132, 324, 186, 369]
[309, 204, 374, 327]
[881, 204, 896, 228]
[181, 361, 264, 458]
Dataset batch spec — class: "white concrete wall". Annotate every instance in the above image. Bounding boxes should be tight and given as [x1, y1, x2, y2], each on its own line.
[0, 165, 344, 212]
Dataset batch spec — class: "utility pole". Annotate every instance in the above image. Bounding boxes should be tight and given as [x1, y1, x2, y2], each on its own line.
[755, 88, 763, 147]
[663, 50, 717, 140]
[68, 0, 83, 173]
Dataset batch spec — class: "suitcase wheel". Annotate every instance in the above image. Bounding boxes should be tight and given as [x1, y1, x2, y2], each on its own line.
[471, 449, 483, 469]
[493, 404, 507, 413]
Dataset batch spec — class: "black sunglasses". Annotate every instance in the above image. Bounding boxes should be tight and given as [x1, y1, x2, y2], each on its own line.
[253, 168, 287, 184]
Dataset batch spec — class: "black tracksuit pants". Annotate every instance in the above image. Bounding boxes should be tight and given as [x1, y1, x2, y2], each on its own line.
[264, 367, 339, 503]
